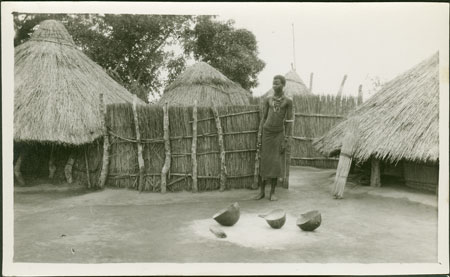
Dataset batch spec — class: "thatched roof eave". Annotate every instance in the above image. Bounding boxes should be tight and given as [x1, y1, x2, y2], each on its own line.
[313, 52, 439, 164]
[160, 62, 251, 106]
[14, 20, 143, 146]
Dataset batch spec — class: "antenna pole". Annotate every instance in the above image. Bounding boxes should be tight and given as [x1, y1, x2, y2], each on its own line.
[292, 23, 296, 71]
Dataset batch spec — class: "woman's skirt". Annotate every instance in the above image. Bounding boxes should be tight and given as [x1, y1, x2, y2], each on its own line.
[260, 128, 285, 178]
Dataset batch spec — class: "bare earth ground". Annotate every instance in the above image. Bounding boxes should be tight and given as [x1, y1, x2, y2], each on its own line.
[13, 166, 438, 263]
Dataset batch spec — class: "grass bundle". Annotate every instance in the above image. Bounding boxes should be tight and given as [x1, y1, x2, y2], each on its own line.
[333, 120, 359, 199]
[159, 62, 251, 106]
[14, 20, 142, 146]
[313, 52, 439, 165]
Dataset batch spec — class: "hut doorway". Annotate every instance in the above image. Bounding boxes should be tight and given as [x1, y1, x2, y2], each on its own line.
[14, 142, 102, 187]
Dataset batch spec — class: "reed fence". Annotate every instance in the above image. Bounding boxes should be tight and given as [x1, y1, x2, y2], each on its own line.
[291, 95, 357, 168]
[251, 94, 359, 169]
[97, 94, 360, 191]
[105, 103, 261, 192]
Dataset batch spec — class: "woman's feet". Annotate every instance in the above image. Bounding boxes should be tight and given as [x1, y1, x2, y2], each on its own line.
[253, 192, 265, 200]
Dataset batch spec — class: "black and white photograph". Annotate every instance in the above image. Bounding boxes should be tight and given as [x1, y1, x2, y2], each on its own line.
[2, 2, 449, 276]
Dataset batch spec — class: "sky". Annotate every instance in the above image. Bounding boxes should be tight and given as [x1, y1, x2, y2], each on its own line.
[3, 2, 449, 100]
[215, 3, 448, 98]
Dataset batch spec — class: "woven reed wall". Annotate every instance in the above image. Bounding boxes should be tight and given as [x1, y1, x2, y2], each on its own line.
[403, 161, 439, 193]
[250, 94, 358, 169]
[105, 104, 260, 192]
[291, 95, 357, 168]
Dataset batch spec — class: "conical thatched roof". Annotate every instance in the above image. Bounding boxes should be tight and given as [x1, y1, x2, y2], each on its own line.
[313, 52, 439, 164]
[14, 20, 143, 145]
[159, 62, 251, 106]
[263, 70, 311, 98]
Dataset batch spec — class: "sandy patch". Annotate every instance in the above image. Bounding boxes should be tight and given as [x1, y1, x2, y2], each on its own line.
[188, 213, 322, 250]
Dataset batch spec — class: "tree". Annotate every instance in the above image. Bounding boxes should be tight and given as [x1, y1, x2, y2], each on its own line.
[14, 14, 265, 99]
[13, 13, 193, 102]
[183, 16, 265, 92]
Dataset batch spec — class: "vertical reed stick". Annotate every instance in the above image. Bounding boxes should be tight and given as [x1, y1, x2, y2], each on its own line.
[283, 109, 294, 189]
[332, 120, 359, 198]
[161, 102, 171, 193]
[98, 92, 110, 189]
[191, 101, 198, 193]
[212, 106, 227, 191]
[85, 149, 92, 188]
[48, 145, 56, 179]
[132, 95, 145, 192]
[309, 72, 314, 93]
[357, 84, 363, 105]
[370, 158, 381, 187]
[14, 153, 25, 186]
[64, 153, 75, 184]
[336, 74, 348, 98]
[252, 105, 264, 189]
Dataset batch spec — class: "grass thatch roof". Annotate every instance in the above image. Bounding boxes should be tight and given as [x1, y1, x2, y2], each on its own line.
[159, 62, 251, 106]
[14, 20, 144, 146]
[313, 52, 439, 164]
[263, 69, 311, 98]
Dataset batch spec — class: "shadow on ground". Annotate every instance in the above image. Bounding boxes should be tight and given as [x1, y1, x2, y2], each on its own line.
[13, 166, 438, 263]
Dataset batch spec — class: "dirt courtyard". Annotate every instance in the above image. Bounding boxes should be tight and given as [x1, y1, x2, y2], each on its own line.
[13, 166, 438, 263]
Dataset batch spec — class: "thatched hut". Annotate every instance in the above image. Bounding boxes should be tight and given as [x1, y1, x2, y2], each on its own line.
[263, 69, 311, 98]
[14, 20, 144, 185]
[313, 53, 439, 192]
[159, 62, 251, 106]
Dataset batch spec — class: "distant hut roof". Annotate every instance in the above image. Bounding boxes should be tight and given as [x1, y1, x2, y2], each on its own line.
[159, 62, 251, 106]
[263, 69, 311, 98]
[14, 20, 143, 145]
[313, 52, 439, 164]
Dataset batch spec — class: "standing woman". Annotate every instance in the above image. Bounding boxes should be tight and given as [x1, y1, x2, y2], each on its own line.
[255, 75, 294, 201]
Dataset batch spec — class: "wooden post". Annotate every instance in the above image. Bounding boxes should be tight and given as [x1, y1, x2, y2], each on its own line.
[14, 153, 25, 186]
[332, 120, 359, 199]
[336, 74, 348, 98]
[370, 158, 381, 187]
[48, 145, 56, 179]
[357, 84, 363, 105]
[283, 109, 294, 189]
[161, 102, 171, 194]
[132, 95, 145, 192]
[252, 105, 264, 189]
[191, 101, 198, 193]
[64, 153, 75, 184]
[212, 106, 227, 191]
[309, 72, 314, 93]
[97, 92, 110, 189]
[85, 149, 92, 188]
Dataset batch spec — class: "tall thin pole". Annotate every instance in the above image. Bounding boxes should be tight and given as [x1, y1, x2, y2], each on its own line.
[292, 23, 296, 71]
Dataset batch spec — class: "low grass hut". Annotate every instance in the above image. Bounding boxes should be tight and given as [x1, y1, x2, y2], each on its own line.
[313, 52, 439, 193]
[263, 69, 311, 98]
[159, 62, 251, 106]
[14, 19, 144, 186]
